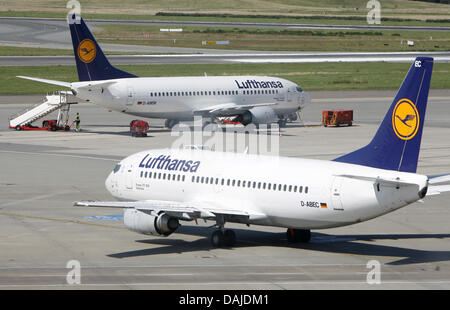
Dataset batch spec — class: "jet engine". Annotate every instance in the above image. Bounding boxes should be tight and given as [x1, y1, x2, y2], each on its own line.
[123, 209, 179, 236]
[236, 106, 277, 125]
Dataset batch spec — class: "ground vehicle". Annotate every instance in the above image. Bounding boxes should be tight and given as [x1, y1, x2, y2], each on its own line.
[13, 119, 70, 131]
[322, 110, 353, 127]
[130, 120, 149, 137]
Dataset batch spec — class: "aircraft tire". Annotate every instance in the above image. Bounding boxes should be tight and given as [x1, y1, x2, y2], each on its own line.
[224, 229, 236, 247]
[211, 230, 225, 247]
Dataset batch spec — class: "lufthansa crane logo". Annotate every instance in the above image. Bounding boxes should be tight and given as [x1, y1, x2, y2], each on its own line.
[392, 98, 419, 140]
[77, 39, 96, 63]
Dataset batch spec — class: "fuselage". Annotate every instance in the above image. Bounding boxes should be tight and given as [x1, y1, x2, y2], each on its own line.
[72, 76, 309, 121]
[105, 149, 428, 230]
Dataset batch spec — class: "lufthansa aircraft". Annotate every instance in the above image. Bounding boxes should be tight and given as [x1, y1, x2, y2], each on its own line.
[17, 14, 310, 128]
[75, 57, 450, 247]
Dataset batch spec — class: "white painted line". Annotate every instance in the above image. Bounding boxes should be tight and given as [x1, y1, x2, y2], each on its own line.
[0, 150, 118, 161]
[226, 57, 450, 63]
[1, 280, 449, 288]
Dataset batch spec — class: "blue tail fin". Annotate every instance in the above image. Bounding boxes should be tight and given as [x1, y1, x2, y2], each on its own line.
[68, 14, 137, 81]
[333, 57, 434, 173]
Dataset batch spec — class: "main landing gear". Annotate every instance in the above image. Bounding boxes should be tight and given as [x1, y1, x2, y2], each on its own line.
[286, 228, 311, 243]
[210, 215, 237, 247]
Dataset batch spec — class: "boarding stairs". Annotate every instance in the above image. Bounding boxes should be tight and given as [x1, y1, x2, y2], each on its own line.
[9, 91, 75, 129]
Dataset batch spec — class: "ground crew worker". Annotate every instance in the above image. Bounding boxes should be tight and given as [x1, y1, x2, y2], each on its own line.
[75, 112, 81, 132]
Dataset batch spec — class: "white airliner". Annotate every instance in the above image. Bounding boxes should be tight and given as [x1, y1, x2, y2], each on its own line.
[17, 14, 310, 128]
[75, 57, 450, 247]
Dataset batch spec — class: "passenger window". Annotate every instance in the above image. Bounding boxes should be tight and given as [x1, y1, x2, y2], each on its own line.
[299, 186, 303, 193]
[140, 171, 143, 178]
[305, 187, 308, 194]
[288, 185, 292, 192]
[182, 175, 185, 182]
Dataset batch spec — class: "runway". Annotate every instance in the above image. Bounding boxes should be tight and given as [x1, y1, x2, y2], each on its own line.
[2, 51, 450, 66]
[1, 17, 450, 66]
[3, 16, 450, 32]
[1, 90, 450, 289]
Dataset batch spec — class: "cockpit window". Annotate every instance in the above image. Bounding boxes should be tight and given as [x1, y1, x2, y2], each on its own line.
[296, 86, 303, 92]
[113, 164, 121, 173]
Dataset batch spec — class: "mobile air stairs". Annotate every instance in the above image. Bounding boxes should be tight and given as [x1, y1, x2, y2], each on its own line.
[9, 91, 77, 131]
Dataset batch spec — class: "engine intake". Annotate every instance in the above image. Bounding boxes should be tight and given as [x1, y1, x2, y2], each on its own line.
[124, 209, 179, 236]
[236, 106, 277, 125]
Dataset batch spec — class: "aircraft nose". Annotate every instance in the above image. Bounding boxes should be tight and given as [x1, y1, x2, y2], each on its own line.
[300, 92, 311, 108]
[105, 171, 114, 194]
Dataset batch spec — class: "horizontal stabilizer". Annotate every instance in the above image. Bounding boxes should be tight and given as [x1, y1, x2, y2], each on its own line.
[16, 76, 71, 88]
[428, 174, 450, 184]
[336, 174, 418, 187]
[427, 185, 450, 196]
[73, 80, 117, 91]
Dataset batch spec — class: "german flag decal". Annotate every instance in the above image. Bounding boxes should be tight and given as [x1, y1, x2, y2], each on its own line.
[320, 203, 328, 209]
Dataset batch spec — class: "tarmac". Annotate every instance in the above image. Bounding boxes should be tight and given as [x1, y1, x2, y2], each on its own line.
[0, 90, 450, 289]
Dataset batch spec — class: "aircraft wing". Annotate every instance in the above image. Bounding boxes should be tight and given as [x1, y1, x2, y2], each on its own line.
[194, 102, 277, 116]
[74, 199, 266, 221]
